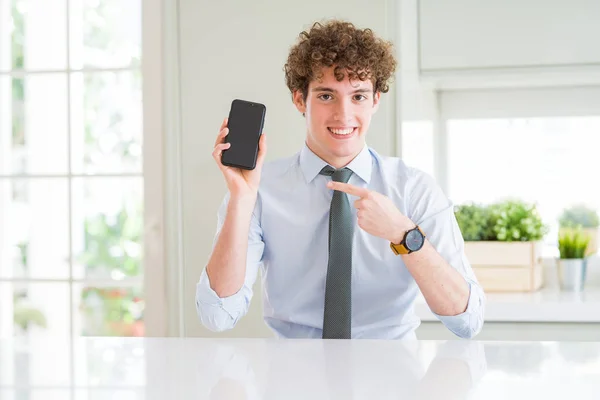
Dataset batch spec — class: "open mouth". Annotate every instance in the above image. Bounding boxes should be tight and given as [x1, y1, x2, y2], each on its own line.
[328, 127, 357, 138]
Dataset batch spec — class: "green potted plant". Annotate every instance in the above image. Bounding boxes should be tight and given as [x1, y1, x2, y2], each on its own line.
[558, 204, 599, 256]
[557, 227, 590, 291]
[455, 199, 549, 292]
[492, 200, 547, 243]
[13, 295, 47, 397]
[14, 304, 47, 333]
[13, 293, 47, 334]
[454, 203, 496, 241]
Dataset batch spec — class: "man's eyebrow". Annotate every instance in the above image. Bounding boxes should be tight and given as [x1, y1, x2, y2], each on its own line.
[351, 88, 372, 94]
[311, 87, 372, 93]
[312, 86, 335, 92]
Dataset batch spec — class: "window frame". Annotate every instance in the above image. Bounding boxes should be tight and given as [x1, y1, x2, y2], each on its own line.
[0, 0, 167, 338]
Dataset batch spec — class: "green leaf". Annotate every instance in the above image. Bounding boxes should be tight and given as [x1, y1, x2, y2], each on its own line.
[454, 203, 496, 241]
[559, 204, 600, 228]
[558, 227, 591, 259]
[491, 199, 548, 242]
[455, 199, 548, 242]
[14, 306, 47, 331]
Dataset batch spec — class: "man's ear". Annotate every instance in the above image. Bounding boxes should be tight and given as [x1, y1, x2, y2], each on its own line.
[372, 91, 381, 113]
[293, 90, 306, 114]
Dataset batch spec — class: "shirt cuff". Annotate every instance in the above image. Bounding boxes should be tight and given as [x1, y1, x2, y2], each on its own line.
[431, 279, 484, 338]
[196, 269, 248, 320]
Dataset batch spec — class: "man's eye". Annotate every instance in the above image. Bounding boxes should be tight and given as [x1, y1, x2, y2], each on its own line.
[354, 95, 367, 101]
[318, 94, 332, 101]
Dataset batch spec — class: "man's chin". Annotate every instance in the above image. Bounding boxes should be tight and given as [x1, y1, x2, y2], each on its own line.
[328, 144, 364, 159]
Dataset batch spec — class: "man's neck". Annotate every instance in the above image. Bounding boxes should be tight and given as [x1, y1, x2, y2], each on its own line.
[306, 141, 362, 169]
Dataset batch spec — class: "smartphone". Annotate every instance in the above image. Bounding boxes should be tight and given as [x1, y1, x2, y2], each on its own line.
[221, 99, 266, 170]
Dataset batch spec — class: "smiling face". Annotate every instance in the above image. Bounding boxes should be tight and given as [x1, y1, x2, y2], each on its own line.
[293, 66, 381, 169]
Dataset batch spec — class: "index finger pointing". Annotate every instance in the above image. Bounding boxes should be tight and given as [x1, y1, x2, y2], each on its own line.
[327, 181, 369, 197]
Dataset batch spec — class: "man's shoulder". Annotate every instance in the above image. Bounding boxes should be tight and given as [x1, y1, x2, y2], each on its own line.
[368, 147, 443, 201]
[368, 147, 420, 181]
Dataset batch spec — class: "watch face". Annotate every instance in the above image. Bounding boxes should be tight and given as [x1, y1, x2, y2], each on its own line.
[405, 228, 424, 251]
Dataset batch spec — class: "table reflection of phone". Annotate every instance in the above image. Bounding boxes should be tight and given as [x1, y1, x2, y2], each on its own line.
[221, 99, 266, 170]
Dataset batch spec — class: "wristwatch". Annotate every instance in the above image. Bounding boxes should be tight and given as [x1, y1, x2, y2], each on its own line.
[390, 225, 426, 255]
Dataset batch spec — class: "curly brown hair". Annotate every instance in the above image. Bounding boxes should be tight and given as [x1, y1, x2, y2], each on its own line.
[284, 19, 397, 101]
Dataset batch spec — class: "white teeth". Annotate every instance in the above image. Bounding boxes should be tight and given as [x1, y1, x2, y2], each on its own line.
[329, 128, 354, 135]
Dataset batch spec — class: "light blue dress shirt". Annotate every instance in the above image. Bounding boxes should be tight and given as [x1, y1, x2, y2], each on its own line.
[196, 143, 485, 339]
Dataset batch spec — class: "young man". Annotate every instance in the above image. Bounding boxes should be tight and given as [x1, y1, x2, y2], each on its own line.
[197, 20, 485, 340]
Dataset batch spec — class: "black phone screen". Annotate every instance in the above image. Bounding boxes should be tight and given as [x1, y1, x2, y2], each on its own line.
[222, 99, 266, 170]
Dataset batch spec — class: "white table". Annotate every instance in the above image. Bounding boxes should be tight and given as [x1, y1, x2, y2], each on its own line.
[1, 337, 599, 399]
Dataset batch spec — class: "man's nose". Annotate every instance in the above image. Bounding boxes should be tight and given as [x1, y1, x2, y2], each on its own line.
[333, 98, 352, 122]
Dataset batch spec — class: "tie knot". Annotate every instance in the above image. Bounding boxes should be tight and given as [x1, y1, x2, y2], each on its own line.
[320, 166, 353, 183]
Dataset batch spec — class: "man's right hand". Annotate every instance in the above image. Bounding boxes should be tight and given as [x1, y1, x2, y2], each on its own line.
[212, 117, 268, 199]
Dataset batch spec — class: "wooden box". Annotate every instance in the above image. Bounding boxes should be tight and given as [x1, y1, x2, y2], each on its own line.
[585, 228, 599, 256]
[464, 241, 543, 292]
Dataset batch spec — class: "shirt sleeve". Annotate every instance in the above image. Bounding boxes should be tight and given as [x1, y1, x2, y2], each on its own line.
[195, 192, 265, 332]
[406, 169, 486, 339]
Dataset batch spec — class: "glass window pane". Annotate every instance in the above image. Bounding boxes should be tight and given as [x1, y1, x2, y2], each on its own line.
[0, 1, 12, 71]
[0, 74, 69, 175]
[447, 117, 600, 255]
[401, 121, 435, 177]
[74, 285, 144, 337]
[69, 0, 141, 69]
[70, 71, 142, 174]
[2, 0, 67, 71]
[0, 282, 70, 339]
[71, 178, 143, 280]
[0, 179, 69, 279]
[0, 76, 11, 173]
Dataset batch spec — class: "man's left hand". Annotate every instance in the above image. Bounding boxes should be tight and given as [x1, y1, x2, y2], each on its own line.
[327, 181, 415, 244]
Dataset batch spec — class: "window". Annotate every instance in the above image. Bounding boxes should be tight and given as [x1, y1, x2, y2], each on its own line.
[0, 0, 144, 346]
[400, 86, 600, 258]
[447, 117, 600, 256]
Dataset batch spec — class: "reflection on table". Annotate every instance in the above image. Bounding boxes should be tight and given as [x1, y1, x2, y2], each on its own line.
[1, 337, 599, 399]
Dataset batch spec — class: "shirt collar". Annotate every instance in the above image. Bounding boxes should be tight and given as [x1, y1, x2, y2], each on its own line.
[299, 142, 372, 184]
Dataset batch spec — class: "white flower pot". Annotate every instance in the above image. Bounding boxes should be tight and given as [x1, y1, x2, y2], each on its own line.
[557, 258, 586, 292]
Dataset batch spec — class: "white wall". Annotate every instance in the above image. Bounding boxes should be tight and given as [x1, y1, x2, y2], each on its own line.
[418, 0, 600, 71]
[177, 0, 398, 337]
[403, 0, 600, 121]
